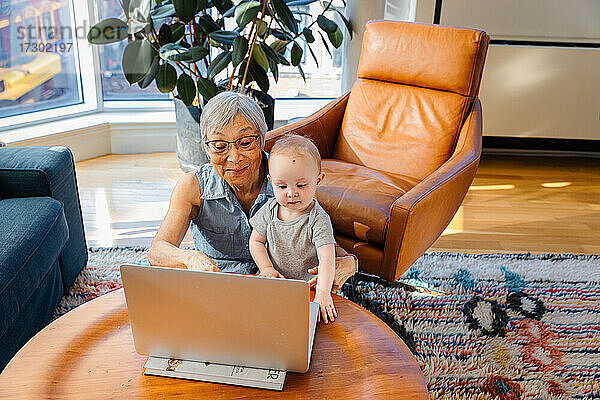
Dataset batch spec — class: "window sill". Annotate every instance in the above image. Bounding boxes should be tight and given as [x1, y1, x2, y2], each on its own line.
[1, 98, 334, 161]
[0, 109, 176, 145]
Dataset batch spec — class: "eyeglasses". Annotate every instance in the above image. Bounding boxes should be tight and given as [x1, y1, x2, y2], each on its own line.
[204, 135, 260, 155]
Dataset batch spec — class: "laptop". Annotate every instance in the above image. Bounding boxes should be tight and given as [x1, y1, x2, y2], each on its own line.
[120, 264, 319, 373]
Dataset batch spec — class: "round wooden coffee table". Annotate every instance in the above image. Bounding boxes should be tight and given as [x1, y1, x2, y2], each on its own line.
[0, 289, 428, 399]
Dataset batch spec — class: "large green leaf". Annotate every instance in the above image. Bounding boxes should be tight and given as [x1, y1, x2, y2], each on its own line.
[270, 58, 279, 83]
[122, 40, 155, 84]
[170, 22, 186, 42]
[232, 36, 249, 67]
[252, 44, 268, 72]
[159, 43, 188, 61]
[272, 0, 298, 34]
[290, 42, 302, 66]
[306, 42, 318, 67]
[262, 41, 289, 67]
[261, 42, 281, 64]
[269, 39, 286, 54]
[129, 0, 151, 20]
[316, 15, 337, 34]
[297, 63, 305, 82]
[249, 62, 269, 93]
[139, 55, 160, 88]
[127, 20, 148, 36]
[198, 15, 220, 33]
[302, 27, 315, 43]
[270, 28, 289, 41]
[195, 0, 209, 13]
[285, 0, 318, 5]
[189, 47, 210, 62]
[256, 20, 268, 37]
[150, 3, 175, 20]
[327, 26, 343, 48]
[176, 46, 210, 62]
[156, 63, 177, 93]
[197, 76, 218, 103]
[207, 50, 232, 79]
[87, 18, 128, 44]
[235, 1, 260, 29]
[158, 23, 173, 46]
[318, 31, 331, 57]
[262, 43, 279, 83]
[177, 73, 196, 106]
[128, 0, 151, 34]
[212, 0, 234, 15]
[209, 30, 239, 45]
[173, 0, 196, 23]
[277, 53, 291, 65]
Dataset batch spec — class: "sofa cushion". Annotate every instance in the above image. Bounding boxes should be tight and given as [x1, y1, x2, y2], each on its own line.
[316, 159, 420, 245]
[0, 146, 88, 292]
[0, 258, 63, 372]
[0, 197, 68, 339]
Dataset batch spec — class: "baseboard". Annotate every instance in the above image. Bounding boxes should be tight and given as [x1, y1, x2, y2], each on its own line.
[8, 122, 177, 161]
[11, 124, 599, 162]
[5, 118, 295, 161]
[482, 136, 600, 158]
[109, 123, 177, 154]
[11, 125, 112, 162]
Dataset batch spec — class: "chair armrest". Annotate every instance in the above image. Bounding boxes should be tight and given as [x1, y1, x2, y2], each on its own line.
[0, 146, 88, 292]
[381, 99, 483, 281]
[264, 92, 350, 158]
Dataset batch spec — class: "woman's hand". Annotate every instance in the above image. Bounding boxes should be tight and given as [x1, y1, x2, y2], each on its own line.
[259, 266, 286, 279]
[185, 251, 221, 272]
[314, 288, 337, 324]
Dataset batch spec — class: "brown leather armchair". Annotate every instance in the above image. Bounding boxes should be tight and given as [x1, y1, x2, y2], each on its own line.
[265, 21, 489, 281]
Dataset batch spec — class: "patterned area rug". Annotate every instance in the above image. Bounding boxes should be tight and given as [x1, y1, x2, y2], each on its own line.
[341, 253, 600, 400]
[54, 249, 600, 399]
[51, 247, 148, 320]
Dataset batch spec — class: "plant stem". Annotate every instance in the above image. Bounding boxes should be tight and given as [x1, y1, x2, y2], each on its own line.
[117, 0, 129, 20]
[188, 21, 200, 105]
[239, 0, 268, 91]
[174, 60, 195, 76]
[228, 1, 259, 91]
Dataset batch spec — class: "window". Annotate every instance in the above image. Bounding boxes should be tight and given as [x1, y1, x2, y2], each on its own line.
[96, 1, 344, 102]
[0, 0, 348, 133]
[96, 0, 167, 101]
[267, 3, 344, 99]
[0, 0, 83, 119]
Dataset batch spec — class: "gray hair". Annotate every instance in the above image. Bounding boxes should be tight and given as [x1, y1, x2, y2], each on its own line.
[200, 91, 268, 152]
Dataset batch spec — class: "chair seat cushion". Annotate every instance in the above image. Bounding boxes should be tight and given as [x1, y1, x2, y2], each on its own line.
[0, 197, 68, 339]
[316, 159, 420, 245]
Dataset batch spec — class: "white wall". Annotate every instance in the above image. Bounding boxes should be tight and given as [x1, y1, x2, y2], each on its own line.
[415, 0, 600, 140]
[340, 0, 387, 94]
[439, 0, 600, 43]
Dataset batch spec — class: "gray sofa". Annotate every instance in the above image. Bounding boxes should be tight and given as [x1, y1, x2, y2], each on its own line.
[0, 146, 88, 371]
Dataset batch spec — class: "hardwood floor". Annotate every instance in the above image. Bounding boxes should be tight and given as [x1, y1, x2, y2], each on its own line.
[75, 153, 600, 254]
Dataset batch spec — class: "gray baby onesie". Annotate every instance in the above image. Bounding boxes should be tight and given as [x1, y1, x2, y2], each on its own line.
[249, 197, 335, 281]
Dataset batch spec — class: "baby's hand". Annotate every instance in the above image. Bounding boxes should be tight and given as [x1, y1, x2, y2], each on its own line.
[314, 289, 337, 324]
[259, 267, 286, 279]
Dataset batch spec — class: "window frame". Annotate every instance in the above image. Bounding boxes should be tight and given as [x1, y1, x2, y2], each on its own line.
[0, 0, 340, 137]
[0, 0, 100, 131]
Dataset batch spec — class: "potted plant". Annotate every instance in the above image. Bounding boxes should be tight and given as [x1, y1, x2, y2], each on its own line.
[88, 0, 352, 170]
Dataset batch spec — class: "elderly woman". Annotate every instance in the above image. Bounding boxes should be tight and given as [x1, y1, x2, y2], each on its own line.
[149, 91, 355, 285]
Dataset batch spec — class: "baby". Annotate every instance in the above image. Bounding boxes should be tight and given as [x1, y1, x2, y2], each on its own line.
[249, 134, 337, 323]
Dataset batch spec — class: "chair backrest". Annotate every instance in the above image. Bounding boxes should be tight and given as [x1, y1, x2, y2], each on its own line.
[334, 21, 489, 181]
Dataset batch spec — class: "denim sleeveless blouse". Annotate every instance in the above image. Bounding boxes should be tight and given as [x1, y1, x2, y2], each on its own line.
[189, 153, 273, 274]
